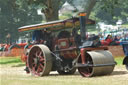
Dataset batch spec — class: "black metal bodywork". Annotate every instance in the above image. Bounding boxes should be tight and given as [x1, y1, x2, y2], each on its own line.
[122, 41, 128, 70]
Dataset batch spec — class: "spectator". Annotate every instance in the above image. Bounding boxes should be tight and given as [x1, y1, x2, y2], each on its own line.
[32, 30, 43, 44]
[114, 36, 120, 41]
[98, 34, 104, 40]
[121, 34, 128, 41]
[105, 35, 113, 44]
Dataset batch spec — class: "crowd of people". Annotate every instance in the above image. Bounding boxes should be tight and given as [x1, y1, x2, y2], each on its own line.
[99, 33, 128, 46]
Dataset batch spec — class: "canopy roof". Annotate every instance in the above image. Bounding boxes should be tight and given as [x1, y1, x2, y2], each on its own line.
[18, 17, 95, 32]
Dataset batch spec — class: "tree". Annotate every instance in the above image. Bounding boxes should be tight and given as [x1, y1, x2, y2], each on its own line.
[0, 0, 42, 43]
[71, 0, 97, 18]
[90, 0, 128, 24]
[19, 0, 97, 21]
[26, 0, 66, 21]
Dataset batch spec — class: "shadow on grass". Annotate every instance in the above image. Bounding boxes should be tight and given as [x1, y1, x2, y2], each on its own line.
[112, 71, 128, 76]
[49, 70, 128, 77]
[12, 63, 25, 67]
[49, 71, 80, 76]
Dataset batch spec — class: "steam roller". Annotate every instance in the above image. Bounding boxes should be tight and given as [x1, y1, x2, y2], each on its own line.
[19, 12, 116, 77]
[77, 49, 116, 77]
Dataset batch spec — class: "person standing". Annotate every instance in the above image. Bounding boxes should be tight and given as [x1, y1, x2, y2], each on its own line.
[6, 33, 11, 45]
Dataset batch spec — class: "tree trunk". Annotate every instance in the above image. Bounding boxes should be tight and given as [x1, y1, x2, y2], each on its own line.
[41, 0, 60, 22]
[72, 0, 97, 19]
[43, 8, 59, 22]
[85, 0, 97, 18]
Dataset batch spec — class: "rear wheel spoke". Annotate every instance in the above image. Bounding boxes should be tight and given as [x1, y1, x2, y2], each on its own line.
[38, 51, 42, 57]
[32, 65, 36, 74]
[37, 66, 43, 72]
[32, 50, 44, 75]
[39, 57, 44, 62]
[28, 45, 52, 76]
[39, 63, 44, 69]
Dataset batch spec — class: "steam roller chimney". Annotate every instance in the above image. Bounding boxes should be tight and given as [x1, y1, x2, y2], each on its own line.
[79, 12, 86, 43]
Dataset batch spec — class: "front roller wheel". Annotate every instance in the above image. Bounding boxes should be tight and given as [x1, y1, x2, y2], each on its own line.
[27, 45, 52, 76]
[78, 53, 93, 77]
[78, 51, 115, 77]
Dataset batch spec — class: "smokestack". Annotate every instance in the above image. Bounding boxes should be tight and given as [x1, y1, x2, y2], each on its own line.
[79, 12, 86, 43]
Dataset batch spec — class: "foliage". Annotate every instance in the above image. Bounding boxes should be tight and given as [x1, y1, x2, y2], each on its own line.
[0, 0, 42, 43]
[115, 57, 124, 65]
[90, 0, 128, 24]
[0, 0, 128, 43]
[61, 0, 128, 24]
[25, 0, 67, 21]
[59, 12, 73, 20]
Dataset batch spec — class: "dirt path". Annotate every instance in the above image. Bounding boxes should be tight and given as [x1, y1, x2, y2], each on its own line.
[0, 65, 128, 77]
[111, 66, 128, 78]
[0, 65, 128, 85]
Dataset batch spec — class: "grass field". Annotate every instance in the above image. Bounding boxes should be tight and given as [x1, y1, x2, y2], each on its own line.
[0, 57, 128, 85]
[0, 57, 124, 65]
[0, 57, 23, 65]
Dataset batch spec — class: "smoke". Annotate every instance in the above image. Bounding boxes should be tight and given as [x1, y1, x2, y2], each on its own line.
[72, 0, 91, 12]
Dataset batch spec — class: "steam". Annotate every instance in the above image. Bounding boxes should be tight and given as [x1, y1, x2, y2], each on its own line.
[72, 0, 90, 12]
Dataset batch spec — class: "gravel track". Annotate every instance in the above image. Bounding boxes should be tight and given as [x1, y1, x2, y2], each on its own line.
[0, 65, 128, 77]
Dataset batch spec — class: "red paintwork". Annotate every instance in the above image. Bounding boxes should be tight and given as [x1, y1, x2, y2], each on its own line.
[0, 43, 27, 51]
[4, 44, 11, 51]
[58, 39, 69, 49]
[17, 43, 27, 48]
[101, 40, 120, 46]
[60, 48, 78, 59]
[79, 47, 108, 65]
[21, 54, 28, 62]
[56, 38, 78, 59]
[101, 40, 109, 45]
[115, 41, 120, 44]
[80, 48, 86, 64]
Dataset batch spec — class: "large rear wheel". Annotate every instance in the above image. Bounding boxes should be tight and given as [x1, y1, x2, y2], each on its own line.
[27, 45, 52, 76]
